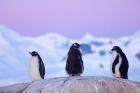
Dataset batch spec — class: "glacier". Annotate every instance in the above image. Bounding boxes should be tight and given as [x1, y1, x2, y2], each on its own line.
[0, 25, 140, 86]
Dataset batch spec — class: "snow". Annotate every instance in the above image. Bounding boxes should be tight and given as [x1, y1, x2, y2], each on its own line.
[0, 25, 140, 86]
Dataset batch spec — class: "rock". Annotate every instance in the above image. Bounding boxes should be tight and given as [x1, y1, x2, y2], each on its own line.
[1, 76, 140, 93]
[80, 44, 93, 55]
[0, 83, 30, 93]
[99, 50, 106, 56]
[90, 41, 104, 46]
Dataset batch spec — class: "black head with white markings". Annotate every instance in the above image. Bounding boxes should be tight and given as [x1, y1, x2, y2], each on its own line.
[29, 51, 39, 56]
[68, 43, 81, 56]
[111, 46, 122, 53]
[71, 43, 80, 49]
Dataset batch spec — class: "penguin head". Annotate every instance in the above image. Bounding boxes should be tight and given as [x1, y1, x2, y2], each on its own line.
[68, 43, 81, 56]
[71, 43, 80, 49]
[29, 51, 39, 56]
[111, 46, 122, 53]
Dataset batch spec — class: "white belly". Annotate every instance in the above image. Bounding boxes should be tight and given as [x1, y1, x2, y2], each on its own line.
[115, 55, 122, 78]
[111, 51, 121, 78]
[29, 57, 42, 81]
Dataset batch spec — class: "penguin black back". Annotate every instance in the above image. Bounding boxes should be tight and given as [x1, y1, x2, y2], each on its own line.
[119, 50, 129, 79]
[65, 43, 84, 76]
[38, 55, 45, 79]
[111, 46, 129, 79]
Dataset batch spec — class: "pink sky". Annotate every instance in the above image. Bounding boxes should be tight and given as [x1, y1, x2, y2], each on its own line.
[0, 0, 140, 38]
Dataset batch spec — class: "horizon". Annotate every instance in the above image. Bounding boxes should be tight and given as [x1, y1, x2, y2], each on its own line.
[0, 24, 140, 39]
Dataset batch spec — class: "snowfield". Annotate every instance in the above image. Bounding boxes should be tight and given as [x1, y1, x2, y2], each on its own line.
[0, 25, 140, 86]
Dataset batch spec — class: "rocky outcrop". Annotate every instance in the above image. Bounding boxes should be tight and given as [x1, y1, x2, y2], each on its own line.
[0, 83, 30, 93]
[0, 76, 140, 93]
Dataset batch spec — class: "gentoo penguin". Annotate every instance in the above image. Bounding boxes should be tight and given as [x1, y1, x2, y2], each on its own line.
[65, 43, 84, 76]
[110, 46, 129, 79]
[29, 51, 45, 81]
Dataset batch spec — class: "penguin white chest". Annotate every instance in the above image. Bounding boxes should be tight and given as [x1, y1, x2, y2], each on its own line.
[29, 56, 42, 81]
[115, 55, 122, 78]
[111, 51, 122, 78]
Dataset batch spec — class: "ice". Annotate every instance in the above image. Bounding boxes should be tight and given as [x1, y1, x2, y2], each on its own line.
[0, 25, 140, 86]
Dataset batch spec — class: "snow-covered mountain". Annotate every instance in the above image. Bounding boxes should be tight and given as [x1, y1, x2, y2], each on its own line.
[0, 25, 140, 86]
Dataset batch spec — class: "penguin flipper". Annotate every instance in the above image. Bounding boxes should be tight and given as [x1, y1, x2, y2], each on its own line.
[39, 61, 45, 79]
[120, 53, 129, 79]
[112, 55, 119, 74]
[120, 61, 129, 79]
[66, 58, 73, 75]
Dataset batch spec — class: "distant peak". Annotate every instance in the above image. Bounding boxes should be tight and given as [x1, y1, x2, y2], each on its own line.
[82, 33, 95, 41]
[37, 32, 69, 42]
[45, 33, 66, 38]
[0, 24, 10, 31]
[0, 24, 19, 36]
[133, 30, 140, 37]
[0, 24, 21, 42]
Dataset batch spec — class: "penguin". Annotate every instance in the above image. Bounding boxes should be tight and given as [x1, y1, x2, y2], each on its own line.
[29, 51, 45, 81]
[110, 46, 129, 79]
[65, 43, 84, 76]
